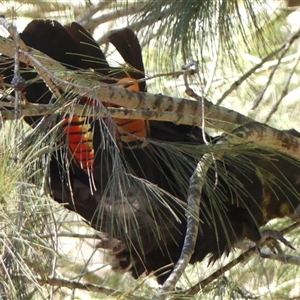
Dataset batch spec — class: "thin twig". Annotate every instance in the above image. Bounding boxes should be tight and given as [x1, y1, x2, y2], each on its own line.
[216, 26, 300, 106]
[0, 15, 25, 299]
[12, 275, 150, 300]
[259, 248, 300, 265]
[76, 1, 114, 24]
[83, 3, 146, 32]
[97, 5, 173, 45]
[264, 44, 300, 122]
[185, 222, 300, 296]
[251, 42, 292, 110]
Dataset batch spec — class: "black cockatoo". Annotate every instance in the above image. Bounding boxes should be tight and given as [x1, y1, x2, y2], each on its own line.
[1, 19, 300, 286]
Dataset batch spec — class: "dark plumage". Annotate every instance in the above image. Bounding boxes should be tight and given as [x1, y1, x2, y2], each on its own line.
[1, 19, 300, 286]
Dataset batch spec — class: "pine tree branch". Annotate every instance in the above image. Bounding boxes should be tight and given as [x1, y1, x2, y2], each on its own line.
[216, 26, 300, 106]
[83, 2, 147, 32]
[258, 248, 300, 265]
[12, 275, 150, 300]
[0, 33, 250, 133]
[76, 1, 114, 24]
[264, 45, 300, 122]
[154, 121, 300, 296]
[0, 100, 200, 127]
[97, 5, 173, 45]
[2, 23, 300, 161]
[153, 153, 214, 300]
[227, 122, 300, 160]
[185, 222, 300, 296]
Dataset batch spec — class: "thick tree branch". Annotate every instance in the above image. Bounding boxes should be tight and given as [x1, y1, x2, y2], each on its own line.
[0, 34, 251, 133]
[2, 36, 300, 162]
[1, 21, 300, 158]
[227, 122, 300, 160]
[1, 101, 202, 128]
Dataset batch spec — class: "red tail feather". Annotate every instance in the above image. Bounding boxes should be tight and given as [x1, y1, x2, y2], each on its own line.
[104, 77, 149, 145]
[62, 77, 149, 172]
[62, 116, 94, 172]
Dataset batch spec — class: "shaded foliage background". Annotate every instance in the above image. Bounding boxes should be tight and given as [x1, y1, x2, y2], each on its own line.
[1, 0, 300, 299]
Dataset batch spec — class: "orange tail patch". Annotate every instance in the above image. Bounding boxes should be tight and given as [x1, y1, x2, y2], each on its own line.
[62, 77, 148, 172]
[62, 116, 94, 172]
[104, 77, 149, 146]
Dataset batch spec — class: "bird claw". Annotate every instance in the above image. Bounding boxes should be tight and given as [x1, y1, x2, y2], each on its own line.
[257, 229, 295, 254]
